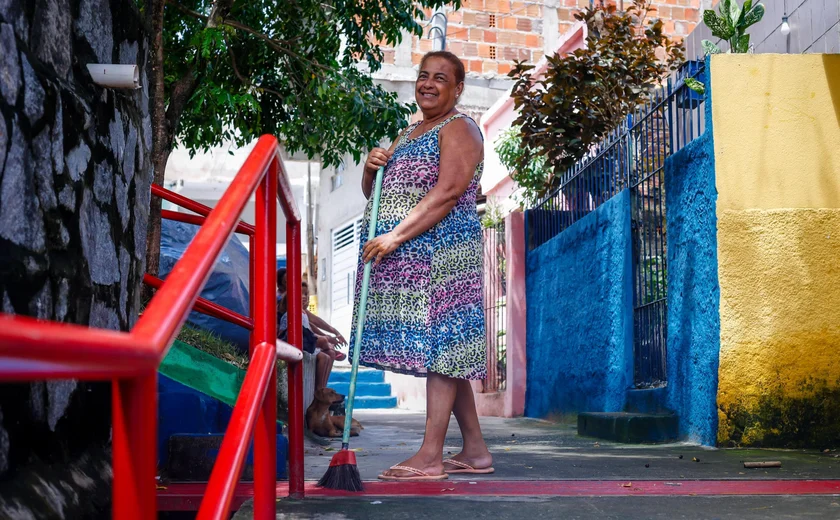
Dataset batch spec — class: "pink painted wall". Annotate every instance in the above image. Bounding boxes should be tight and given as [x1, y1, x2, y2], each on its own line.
[472, 211, 527, 417]
[480, 23, 587, 204]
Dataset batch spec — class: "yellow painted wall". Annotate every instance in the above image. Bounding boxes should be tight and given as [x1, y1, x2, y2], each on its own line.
[711, 54, 840, 446]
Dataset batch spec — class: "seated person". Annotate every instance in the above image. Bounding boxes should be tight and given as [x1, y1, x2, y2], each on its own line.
[277, 282, 343, 391]
[277, 269, 348, 350]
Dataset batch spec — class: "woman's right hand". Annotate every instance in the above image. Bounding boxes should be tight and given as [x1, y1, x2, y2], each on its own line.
[365, 147, 392, 175]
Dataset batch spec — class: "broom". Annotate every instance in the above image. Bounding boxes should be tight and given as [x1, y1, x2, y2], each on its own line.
[317, 165, 385, 491]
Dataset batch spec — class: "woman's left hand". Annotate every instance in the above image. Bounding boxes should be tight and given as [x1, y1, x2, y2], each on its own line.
[362, 232, 402, 266]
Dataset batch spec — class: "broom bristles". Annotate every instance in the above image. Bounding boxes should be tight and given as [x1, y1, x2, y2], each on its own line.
[317, 461, 363, 491]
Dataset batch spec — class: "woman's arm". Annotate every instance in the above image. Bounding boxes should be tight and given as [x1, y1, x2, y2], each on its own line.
[361, 129, 407, 199]
[362, 117, 483, 265]
[306, 310, 347, 345]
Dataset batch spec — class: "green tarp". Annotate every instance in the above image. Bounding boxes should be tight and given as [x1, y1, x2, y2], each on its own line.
[159, 340, 246, 409]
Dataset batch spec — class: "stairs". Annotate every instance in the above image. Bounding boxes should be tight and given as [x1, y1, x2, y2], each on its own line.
[328, 368, 397, 409]
[577, 387, 679, 444]
[157, 340, 288, 480]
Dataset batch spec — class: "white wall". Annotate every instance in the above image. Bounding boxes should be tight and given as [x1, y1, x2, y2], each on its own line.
[164, 140, 320, 264]
[685, 0, 840, 56]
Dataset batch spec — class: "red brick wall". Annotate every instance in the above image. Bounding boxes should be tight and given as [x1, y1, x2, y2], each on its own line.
[379, 1, 701, 77]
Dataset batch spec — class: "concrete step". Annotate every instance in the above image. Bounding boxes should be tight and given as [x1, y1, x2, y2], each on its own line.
[329, 381, 392, 397]
[328, 368, 385, 384]
[353, 396, 398, 409]
[625, 387, 671, 414]
[578, 412, 678, 444]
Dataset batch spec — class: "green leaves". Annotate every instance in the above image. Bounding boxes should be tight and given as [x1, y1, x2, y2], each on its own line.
[494, 126, 549, 207]
[702, 40, 722, 55]
[700, 0, 764, 55]
[703, 10, 734, 40]
[743, 4, 766, 28]
[160, 0, 458, 167]
[684, 77, 706, 96]
[507, 0, 683, 204]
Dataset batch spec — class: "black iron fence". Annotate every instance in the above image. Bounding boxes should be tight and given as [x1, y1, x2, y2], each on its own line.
[524, 61, 707, 388]
[482, 220, 507, 393]
[525, 61, 706, 251]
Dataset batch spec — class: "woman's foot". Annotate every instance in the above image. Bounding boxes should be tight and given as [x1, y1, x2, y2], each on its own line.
[379, 452, 445, 478]
[442, 450, 493, 473]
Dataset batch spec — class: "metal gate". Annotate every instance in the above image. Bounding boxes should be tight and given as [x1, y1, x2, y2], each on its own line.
[482, 220, 507, 392]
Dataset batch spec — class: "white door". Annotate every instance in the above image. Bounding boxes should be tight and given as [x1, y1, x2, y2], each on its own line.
[330, 217, 363, 344]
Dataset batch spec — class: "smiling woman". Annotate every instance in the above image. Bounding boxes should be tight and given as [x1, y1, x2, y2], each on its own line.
[349, 51, 494, 482]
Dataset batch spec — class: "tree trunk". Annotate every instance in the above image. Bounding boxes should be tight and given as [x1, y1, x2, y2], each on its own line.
[143, 0, 233, 289]
[143, 0, 168, 292]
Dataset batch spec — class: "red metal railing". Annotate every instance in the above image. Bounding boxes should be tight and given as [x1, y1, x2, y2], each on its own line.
[0, 135, 305, 518]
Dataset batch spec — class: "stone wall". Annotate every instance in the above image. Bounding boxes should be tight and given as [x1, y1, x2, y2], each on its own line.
[0, 0, 151, 516]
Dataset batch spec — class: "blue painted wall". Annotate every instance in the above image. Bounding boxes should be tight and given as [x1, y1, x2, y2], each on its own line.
[525, 190, 634, 418]
[664, 77, 720, 445]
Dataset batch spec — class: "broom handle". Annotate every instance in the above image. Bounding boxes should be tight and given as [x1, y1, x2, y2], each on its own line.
[342, 166, 385, 447]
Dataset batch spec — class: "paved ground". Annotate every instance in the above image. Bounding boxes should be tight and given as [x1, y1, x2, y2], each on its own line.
[303, 411, 840, 482]
[224, 410, 840, 519]
[234, 495, 840, 519]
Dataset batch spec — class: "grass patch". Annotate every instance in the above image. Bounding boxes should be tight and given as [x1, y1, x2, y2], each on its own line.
[175, 324, 249, 369]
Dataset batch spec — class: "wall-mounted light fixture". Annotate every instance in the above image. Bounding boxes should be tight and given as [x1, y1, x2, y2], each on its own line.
[86, 64, 140, 89]
[780, 16, 791, 36]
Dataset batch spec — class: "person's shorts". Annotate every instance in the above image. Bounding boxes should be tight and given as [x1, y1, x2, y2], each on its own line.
[280, 327, 318, 355]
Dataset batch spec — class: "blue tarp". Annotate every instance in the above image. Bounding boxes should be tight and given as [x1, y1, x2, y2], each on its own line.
[159, 219, 285, 354]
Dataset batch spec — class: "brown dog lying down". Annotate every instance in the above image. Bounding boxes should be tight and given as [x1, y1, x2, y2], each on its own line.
[306, 387, 363, 438]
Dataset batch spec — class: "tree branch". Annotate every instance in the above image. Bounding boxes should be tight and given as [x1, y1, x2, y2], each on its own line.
[224, 34, 286, 100]
[165, 1, 312, 64]
[165, 67, 201, 136]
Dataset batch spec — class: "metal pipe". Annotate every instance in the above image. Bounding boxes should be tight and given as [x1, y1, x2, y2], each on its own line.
[135, 136, 277, 353]
[285, 212, 305, 499]
[112, 372, 158, 519]
[153, 184, 256, 236]
[196, 341, 275, 520]
[253, 158, 278, 520]
[143, 274, 254, 330]
[161, 209, 255, 236]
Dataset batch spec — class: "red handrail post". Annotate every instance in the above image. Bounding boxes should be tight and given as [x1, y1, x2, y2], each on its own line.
[112, 372, 157, 519]
[285, 203, 304, 499]
[253, 156, 279, 518]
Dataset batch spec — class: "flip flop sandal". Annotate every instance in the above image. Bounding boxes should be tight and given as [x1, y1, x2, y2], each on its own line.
[377, 465, 449, 481]
[334, 351, 347, 362]
[442, 459, 495, 474]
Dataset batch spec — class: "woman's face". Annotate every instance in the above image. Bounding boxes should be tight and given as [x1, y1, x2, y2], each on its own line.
[415, 57, 463, 116]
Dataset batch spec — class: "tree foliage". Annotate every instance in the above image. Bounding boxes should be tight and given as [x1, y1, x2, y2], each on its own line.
[493, 126, 546, 207]
[158, 0, 455, 167]
[507, 0, 683, 203]
[141, 0, 456, 279]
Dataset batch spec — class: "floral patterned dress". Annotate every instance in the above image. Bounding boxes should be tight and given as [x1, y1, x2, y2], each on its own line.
[349, 113, 486, 380]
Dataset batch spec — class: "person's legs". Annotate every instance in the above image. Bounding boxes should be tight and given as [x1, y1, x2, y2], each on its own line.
[315, 351, 335, 390]
[381, 371, 457, 477]
[445, 379, 493, 470]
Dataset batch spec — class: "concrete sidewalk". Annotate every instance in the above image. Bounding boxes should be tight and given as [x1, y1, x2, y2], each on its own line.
[229, 411, 840, 519]
[304, 411, 840, 482]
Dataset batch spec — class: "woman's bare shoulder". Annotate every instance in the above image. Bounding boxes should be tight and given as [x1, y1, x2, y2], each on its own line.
[440, 115, 483, 147]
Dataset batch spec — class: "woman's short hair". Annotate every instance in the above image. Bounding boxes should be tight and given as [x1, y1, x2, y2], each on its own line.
[419, 51, 465, 84]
